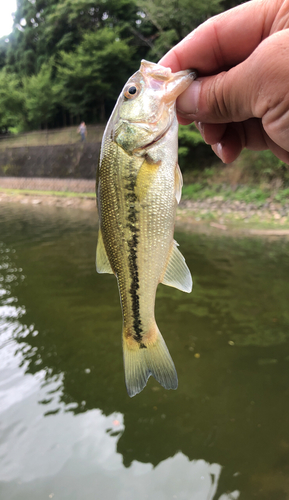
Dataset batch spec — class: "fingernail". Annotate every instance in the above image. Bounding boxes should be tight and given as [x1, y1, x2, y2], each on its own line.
[212, 142, 225, 163]
[195, 121, 209, 143]
[196, 121, 205, 135]
[178, 80, 201, 115]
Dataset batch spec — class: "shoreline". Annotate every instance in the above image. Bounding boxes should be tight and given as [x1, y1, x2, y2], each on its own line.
[0, 189, 96, 211]
[1, 187, 289, 236]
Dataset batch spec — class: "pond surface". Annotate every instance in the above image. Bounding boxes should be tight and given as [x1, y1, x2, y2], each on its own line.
[1, 203, 289, 500]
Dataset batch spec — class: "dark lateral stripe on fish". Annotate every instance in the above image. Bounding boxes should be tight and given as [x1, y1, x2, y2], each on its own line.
[125, 172, 146, 350]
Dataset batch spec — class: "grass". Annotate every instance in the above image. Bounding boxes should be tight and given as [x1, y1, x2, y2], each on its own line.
[182, 182, 289, 205]
[181, 149, 289, 206]
[0, 125, 105, 149]
[0, 188, 95, 198]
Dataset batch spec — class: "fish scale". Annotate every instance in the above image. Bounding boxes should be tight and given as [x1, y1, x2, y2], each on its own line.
[96, 60, 196, 397]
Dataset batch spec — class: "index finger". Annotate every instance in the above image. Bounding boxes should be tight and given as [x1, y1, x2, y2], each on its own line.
[159, 0, 279, 74]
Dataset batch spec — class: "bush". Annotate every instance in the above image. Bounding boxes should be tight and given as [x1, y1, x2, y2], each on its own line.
[178, 123, 215, 171]
[237, 150, 289, 185]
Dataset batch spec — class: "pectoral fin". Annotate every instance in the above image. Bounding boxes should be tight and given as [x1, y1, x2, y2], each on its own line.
[175, 163, 183, 204]
[135, 158, 160, 202]
[96, 229, 114, 274]
[160, 240, 192, 293]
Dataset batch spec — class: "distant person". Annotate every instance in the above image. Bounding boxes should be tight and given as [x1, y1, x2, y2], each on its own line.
[78, 121, 87, 142]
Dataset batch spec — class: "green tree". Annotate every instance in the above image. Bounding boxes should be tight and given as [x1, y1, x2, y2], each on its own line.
[0, 38, 9, 70]
[136, 0, 223, 59]
[5, 0, 56, 76]
[41, 0, 155, 74]
[4, 0, 152, 125]
[0, 69, 24, 131]
[6, 0, 150, 76]
[23, 60, 56, 129]
[55, 28, 136, 122]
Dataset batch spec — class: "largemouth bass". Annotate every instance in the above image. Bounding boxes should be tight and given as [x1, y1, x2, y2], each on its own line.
[96, 60, 196, 397]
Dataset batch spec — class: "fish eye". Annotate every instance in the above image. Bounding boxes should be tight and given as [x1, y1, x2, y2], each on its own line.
[124, 84, 140, 100]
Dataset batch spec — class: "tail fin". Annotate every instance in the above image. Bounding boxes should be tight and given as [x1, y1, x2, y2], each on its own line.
[123, 325, 178, 397]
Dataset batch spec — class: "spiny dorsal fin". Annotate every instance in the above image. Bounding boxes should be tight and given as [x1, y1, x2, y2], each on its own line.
[160, 240, 192, 293]
[175, 163, 183, 204]
[96, 228, 114, 274]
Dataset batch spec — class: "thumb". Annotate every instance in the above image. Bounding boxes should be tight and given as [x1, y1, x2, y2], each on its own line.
[177, 32, 289, 129]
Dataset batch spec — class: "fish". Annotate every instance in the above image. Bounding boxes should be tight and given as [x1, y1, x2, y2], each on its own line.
[96, 60, 196, 397]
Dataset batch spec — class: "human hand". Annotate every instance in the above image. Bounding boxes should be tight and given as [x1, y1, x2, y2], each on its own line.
[159, 0, 289, 164]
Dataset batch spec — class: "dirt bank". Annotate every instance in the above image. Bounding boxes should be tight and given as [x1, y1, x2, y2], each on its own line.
[0, 176, 95, 193]
[1, 177, 289, 236]
[0, 191, 96, 211]
[0, 177, 96, 210]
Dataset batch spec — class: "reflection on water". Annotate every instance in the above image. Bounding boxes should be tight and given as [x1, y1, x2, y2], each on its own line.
[1, 204, 289, 499]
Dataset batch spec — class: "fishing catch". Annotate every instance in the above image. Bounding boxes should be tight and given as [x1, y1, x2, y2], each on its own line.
[96, 60, 195, 397]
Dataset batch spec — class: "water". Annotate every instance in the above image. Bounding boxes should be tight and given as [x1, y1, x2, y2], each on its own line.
[1, 203, 289, 500]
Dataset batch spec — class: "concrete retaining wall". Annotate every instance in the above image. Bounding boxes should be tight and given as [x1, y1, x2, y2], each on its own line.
[0, 143, 100, 179]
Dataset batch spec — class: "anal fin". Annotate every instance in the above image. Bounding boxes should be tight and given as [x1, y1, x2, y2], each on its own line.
[96, 228, 114, 274]
[160, 240, 192, 293]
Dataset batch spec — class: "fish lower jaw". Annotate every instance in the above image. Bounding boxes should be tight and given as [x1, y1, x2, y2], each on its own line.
[117, 114, 173, 154]
[133, 122, 172, 154]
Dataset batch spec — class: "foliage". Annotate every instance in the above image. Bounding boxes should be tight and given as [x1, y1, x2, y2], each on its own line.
[182, 182, 285, 205]
[239, 150, 289, 185]
[0, 38, 8, 70]
[1, 0, 154, 127]
[178, 123, 216, 171]
[5, 0, 149, 76]
[136, 0, 223, 59]
[178, 123, 205, 151]
[23, 60, 56, 128]
[44, 0, 142, 49]
[55, 28, 136, 120]
[0, 69, 24, 130]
